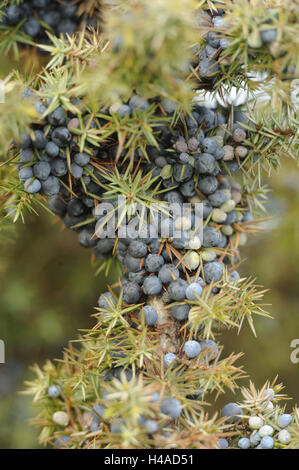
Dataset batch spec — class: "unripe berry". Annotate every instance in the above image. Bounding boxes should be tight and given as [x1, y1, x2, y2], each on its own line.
[52, 411, 69, 427]
[249, 416, 263, 430]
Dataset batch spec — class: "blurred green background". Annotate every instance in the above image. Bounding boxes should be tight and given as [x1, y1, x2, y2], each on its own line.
[1, 56, 299, 449]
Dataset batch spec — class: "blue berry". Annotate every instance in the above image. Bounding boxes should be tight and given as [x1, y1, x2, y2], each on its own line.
[117, 104, 131, 117]
[33, 130, 47, 149]
[171, 304, 190, 321]
[218, 438, 229, 449]
[54, 435, 70, 448]
[238, 437, 250, 449]
[23, 18, 40, 37]
[160, 397, 182, 419]
[229, 270, 240, 282]
[79, 229, 97, 248]
[45, 141, 60, 158]
[202, 226, 220, 247]
[278, 414, 292, 428]
[110, 419, 125, 433]
[48, 107, 66, 127]
[199, 339, 218, 360]
[143, 276, 162, 296]
[260, 29, 277, 43]
[124, 253, 143, 273]
[57, 20, 76, 36]
[164, 353, 176, 368]
[144, 420, 158, 434]
[145, 254, 164, 273]
[208, 190, 227, 207]
[7, 5, 22, 24]
[74, 152, 90, 167]
[20, 149, 34, 163]
[92, 404, 105, 421]
[41, 176, 60, 195]
[197, 176, 218, 195]
[98, 292, 116, 309]
[203, 261, 223, 283]
[71, 163, 83, 179]
[260, 436, 274, 449]
[186, 282, 203, 300]
[183, 340, 201, 358]
[129, 95, 150, 111]
[48, 195, 66, 217]
[33, 161, 51, 180]
[138, 306, 158, 326]
[48, 385, 61, 398]
[18, 166, 33, 182]
[123, 281, 141, 304]
[24, 178, 41, 194]
[51, 158, 68, 177]
[221, 403, 243, 422]
[128, 241, 148, 258]
[168, 279, 188, 301]
[51, 127, 72, 148]
[202, 137, 218, 154]
[195, 153, 216, 175]
[158, 264, 179, 284]
[67, 199, 85, 217]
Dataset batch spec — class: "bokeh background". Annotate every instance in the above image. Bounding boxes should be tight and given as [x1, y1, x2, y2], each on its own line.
[1, 56, 299, 449]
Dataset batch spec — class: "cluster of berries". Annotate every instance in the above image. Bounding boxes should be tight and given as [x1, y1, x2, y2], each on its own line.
[18, 89, 254, 438]
[194, 4, 279, 83]
[0, 0, 98, 50]
[219, 388, 293, 449]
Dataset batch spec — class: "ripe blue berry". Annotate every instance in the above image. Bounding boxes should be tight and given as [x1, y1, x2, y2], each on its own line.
[33, 130, 47, 149]
[143, 276, 162, 296]
[74, 152, 90, 167]
[51, 158, 68, 177]
[20, 149, 34, 163]
[160, 397, 182, 419]
[221, 403, 243, 422]
[203, 261, 223, 283]
[145, 254, 164, 273]
[158, 264, 179, 284]
[260, 436, 274, 449]
[164, 353, 176, 368]
[197, 176, 218, 195]
[171, 304, 190, 321]
[138, 305, 158, 326]
[218, 438, 229, 449]
[51, 127, 72, 147]
[128, 240, 148, 258]
[18, 166, 33, 182]
[98, 292, 116, 309]
[168, 279, 188, 301]
[202, 226, 220, 247]
[183, 340, 201, 358]
[41, 176, 60, 196]
[24, 178, 41, 193]
[123, 281, 141, 304]
[33, 161, 51, 180]
[278, 414, 292, 428]
[238, 437, 250, 449]
[144, 420, 158, 434]
[48, 385, 61, 398]
[71, 163, 83, 179]
[186, 282, 203, 300]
